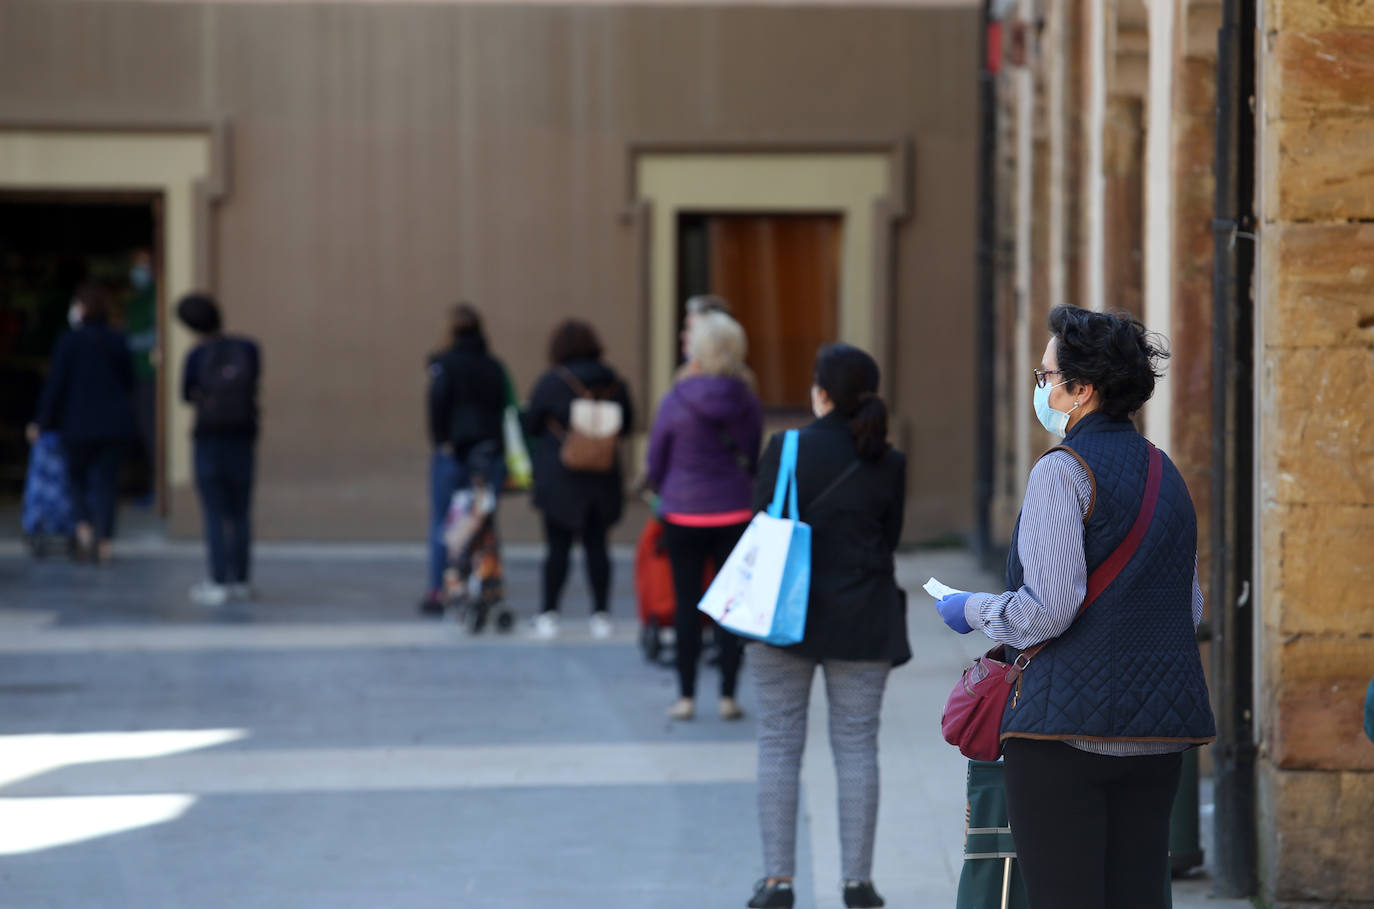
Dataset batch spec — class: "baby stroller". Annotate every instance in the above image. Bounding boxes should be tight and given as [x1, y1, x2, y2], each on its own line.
[21, 431, 75, 558]
[442, 463, 513, 635]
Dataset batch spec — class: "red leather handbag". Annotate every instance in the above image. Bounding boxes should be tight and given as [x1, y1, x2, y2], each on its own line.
[941, 644, 1031, 761]
[941, 445, 1163, 762]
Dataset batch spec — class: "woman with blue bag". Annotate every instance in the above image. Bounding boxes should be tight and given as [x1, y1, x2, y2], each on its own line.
[744, 344, 909, 909]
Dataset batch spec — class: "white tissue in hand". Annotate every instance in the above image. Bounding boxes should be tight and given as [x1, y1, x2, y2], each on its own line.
[923, 577, 967, 600]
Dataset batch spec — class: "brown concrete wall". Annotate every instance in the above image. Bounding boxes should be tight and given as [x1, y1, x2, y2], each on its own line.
[0, 1, 980, 542]
[1258, 0, 1374, 903]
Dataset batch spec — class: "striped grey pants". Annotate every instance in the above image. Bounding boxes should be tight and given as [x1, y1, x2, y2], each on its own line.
[750, 643, 890, 881]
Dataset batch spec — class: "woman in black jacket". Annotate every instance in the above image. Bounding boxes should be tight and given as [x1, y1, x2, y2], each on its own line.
[29, 283, 137, 564]
[522, 320, 634, 640]
[745, 344, 908, 909]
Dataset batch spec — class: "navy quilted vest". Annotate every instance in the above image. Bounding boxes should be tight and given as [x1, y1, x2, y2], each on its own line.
[1000, 413, 1216, 744]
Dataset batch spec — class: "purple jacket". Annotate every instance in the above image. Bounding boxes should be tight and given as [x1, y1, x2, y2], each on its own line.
[647, 375, 763, 515]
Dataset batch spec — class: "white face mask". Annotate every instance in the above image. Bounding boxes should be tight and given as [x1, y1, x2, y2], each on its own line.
[1033, 380, 1078, 438]
[67, 304, 83, 329]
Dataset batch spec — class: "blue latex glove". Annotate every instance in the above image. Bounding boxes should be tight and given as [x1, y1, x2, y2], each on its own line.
[936, 593, 974, 634]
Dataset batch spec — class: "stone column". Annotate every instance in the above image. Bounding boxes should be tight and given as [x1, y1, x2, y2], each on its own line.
[1171, 0, 1220, 663]
[1257, 0, 1374, 904]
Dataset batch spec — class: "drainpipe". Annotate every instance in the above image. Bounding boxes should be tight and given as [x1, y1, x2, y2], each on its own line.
[974, 0, 999, 562]
[1209, 0, 1258, 897]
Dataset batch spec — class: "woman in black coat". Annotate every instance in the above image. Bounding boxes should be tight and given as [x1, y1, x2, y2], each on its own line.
[522, 320, 634, 640]
[745, 344, 908, 909]
[29, 283, 137, 564]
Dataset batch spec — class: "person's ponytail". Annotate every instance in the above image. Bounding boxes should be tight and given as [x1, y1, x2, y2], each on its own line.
[813, 344, 889, 461]
[848, 392, 889, 461]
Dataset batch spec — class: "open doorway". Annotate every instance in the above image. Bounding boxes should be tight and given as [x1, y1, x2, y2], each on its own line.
[677, 212, 843, 411]
[0, 192, 163, 518]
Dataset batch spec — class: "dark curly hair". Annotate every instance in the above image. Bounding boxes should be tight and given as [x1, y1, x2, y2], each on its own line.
[548, 319, 603, 366]
[1048, 305, 1170, 420]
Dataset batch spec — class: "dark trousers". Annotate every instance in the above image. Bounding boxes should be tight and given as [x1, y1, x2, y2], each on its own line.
[194, 437, 256, 584]
[1002, 738, 1182, 909]
[541, 512, 610, 615]
[64, 440, 124, 540]
[662, 520, 747, 700]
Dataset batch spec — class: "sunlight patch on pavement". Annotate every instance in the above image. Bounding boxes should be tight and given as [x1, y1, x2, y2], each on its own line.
[0, 729, 247, 790]
[0, 794, 195, 855]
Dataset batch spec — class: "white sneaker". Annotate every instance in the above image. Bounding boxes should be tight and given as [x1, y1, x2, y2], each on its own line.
[229, 583, 256, 602]
[667, 698, 695, 721]
[189, 581, 229, 608]
[589, 613, 613, 640]
[532, 612, 559, 640]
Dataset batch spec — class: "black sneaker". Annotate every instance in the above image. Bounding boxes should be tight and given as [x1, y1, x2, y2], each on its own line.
[843, 880, 885, 908]
[747, 878, 794, 908]
[417, 595, 444, 617]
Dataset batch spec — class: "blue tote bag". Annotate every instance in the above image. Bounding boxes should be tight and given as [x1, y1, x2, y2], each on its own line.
[697, 430, 811, 645]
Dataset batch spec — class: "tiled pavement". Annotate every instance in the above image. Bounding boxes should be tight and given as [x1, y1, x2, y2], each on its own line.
[0, 539, 1252, 908]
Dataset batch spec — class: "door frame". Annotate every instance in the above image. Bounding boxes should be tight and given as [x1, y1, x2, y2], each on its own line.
[0, 122, 231, 525]
[624, 139, 912, 418]
[0, 188, 166, 511]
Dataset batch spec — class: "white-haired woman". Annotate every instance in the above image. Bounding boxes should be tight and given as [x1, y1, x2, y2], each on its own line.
[647, 311, 763, 720]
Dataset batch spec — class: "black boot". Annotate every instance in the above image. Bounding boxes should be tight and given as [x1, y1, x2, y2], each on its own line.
[747, 878, 795, 908]
[843, 880, 885, 908]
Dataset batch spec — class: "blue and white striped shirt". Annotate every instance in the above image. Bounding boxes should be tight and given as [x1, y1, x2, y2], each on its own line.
[966, 450, 1204, 756]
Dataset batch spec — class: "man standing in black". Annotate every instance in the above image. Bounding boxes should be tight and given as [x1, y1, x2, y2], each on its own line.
[178, 293, 261, 608]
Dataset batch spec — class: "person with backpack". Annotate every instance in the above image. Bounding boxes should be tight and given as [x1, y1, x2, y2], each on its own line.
[420, 303, 510, 616]
[522, 319, 634, 640]
[29, 283, 138, 564]
[177, 293, 261, 608]
[647, 311, 762, 721]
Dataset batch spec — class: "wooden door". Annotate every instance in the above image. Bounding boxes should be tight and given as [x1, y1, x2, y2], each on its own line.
[682, 213, 842, 410]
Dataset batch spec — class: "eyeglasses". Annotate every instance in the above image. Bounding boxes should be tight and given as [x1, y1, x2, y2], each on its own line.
[1032, 368, 1065, 389]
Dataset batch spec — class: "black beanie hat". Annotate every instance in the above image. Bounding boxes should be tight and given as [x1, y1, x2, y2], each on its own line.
[176, 293, 222, 334]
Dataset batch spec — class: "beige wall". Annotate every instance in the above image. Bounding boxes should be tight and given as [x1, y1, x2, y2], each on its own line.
[0, 1, 980, 543]
[1257, 0, 1374, 905]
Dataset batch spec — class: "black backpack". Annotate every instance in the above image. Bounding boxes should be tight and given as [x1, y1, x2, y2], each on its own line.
[196, 339, 257, 431]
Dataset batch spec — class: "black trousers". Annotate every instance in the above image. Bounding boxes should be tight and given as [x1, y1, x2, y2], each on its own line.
[661, 520, 747, 700]
[194, 437, 256, 584]
[1002, 738, 1182, 909]
[64, 440, 125, 541]
[541, 512, 611, 615]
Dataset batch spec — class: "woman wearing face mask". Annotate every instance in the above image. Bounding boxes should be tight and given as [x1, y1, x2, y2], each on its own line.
[933, 305, 1215, 909]
[745, 344, 909, 909]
